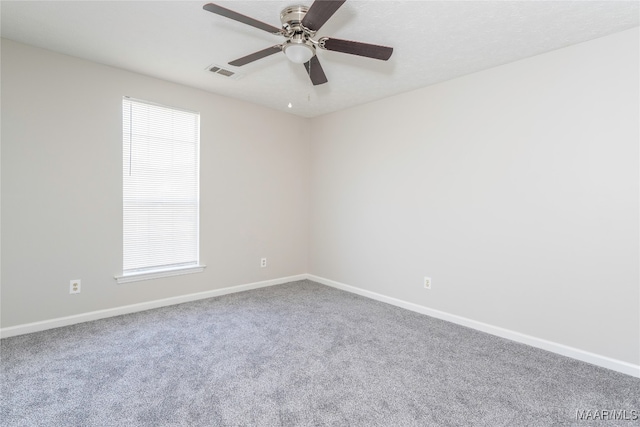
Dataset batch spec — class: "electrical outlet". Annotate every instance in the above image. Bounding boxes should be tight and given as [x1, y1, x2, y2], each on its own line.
[70, 280, 81, 294]
[423, 277, 432, 290]
[260, 258, 267, 268]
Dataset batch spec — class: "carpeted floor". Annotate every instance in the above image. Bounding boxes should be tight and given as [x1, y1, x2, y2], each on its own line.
[1, 280, 638, 426]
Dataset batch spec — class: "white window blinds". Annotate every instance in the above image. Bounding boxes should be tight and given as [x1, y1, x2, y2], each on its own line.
[122, 97, 200, 276]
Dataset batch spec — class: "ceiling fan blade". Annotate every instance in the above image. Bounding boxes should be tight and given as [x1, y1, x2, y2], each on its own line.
[229, 46, 282, 67]
[304, 55, 328, 86]
[203, 3, 282, 35]
[320, 37, 393, 60]
[301, 0, 346, 32]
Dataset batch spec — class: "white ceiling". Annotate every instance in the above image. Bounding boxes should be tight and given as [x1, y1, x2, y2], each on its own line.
[1, 1, 638, 118]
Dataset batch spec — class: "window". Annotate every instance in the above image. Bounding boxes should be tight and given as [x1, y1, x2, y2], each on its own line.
[117, 97, 204, 284]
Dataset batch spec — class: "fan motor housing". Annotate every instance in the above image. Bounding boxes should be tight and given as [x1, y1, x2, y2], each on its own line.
[281, 5, 314, 38]
[280, 5, 308, 27]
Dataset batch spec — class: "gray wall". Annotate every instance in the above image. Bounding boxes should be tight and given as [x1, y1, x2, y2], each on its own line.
[1, 39, 310, 327]
[309, 28, 639, 365]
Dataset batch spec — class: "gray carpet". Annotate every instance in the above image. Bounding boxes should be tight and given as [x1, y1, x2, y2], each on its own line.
[1, 280, 638, 426]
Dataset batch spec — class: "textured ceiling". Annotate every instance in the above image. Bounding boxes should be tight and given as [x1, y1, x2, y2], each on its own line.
[1, 1, 638, 117]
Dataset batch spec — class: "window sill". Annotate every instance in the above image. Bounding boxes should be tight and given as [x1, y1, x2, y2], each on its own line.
[115, 265, 206, 284]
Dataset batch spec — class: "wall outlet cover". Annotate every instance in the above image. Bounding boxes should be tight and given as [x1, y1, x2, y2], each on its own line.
[70, 280, 81, 294]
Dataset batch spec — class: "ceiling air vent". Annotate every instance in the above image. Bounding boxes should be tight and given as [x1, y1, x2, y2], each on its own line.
[207, 64, 242, 80]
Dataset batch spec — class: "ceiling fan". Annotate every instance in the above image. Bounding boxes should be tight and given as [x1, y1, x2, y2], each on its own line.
[203, 0, 393, 85]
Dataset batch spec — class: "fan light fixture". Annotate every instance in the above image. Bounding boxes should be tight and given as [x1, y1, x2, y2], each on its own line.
[283, 43, 314, 64]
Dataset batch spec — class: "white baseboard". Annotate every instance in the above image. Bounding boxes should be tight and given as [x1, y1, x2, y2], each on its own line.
[3, 273, 638, 378]
[307, 274, 640, 379]
[0, 274, 307, 339]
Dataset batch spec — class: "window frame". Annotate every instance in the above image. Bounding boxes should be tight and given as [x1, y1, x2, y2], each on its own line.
[115, 97, 205, 284]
